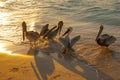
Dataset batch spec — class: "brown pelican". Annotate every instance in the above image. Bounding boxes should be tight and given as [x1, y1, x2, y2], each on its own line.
[59, 27, 80, 54]
[43, 21, 64, 40]
[22, 21, 40, 47]
[96, 25, 116, 47]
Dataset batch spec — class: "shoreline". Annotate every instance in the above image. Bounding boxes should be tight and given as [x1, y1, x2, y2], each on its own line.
[0, 40, 119, 80]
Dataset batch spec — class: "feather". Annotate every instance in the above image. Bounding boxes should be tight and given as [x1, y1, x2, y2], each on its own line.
[106, 36, 116, 45]
[100, 34, 110, 40]
[71, 35, 80, 47]
[40, 24, 49, 36]
[59, 37, 68, 47]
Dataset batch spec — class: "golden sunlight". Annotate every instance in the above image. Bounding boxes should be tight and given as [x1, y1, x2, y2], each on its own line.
[0, 43, 12, 55]
[0, 1, 12, 25]
[0, 2, 5, 7]
[0, 41, 32, 57]
[29, 22, 35, 31]
[0, 12, 12, 25]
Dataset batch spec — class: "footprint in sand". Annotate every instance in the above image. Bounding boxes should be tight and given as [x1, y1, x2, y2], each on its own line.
[53, 74, 61, 79]
[21, 66, 30, 74]
[9, 67, 19, 72]
[7, 77, 14, 80]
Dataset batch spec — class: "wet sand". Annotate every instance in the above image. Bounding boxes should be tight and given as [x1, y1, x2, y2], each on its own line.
[0, 40, 119, 80]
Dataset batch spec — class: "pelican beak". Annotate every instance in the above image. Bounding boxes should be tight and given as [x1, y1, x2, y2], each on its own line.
[22, 21, 26, 41]
[99, 25, 104, 35]
[100, 25, 104, 30]
[96, 25, 104, 41]
[58, 21, 63, 36]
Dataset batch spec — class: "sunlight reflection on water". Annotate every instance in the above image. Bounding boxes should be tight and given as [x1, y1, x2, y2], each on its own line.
[0, 0, 119, 44]
[0, 43, 12, 54]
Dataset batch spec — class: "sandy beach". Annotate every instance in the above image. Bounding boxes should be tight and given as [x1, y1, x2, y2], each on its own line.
[0, 40, 119, 80]
[0, 40, 85, 80]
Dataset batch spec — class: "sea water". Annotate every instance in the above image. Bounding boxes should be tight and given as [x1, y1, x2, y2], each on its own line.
[0, 0, 119, 52]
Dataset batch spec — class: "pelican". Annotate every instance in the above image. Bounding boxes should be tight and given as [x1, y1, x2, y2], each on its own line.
[22, 21, 40, 47]
[96, 25, 116, 47]
[59, 27, 80, 54]
[43, 21, 64, 40]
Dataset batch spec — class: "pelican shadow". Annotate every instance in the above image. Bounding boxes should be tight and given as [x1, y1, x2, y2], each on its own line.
[31, 47, 113, 80]
[99, 47, 120, 63]
[33, 49, 55, 80]
[50, 52, 113, 80]
[111, 50, 120, 63]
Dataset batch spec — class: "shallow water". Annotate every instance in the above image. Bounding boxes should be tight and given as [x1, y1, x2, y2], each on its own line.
[0, 0, 119, 50]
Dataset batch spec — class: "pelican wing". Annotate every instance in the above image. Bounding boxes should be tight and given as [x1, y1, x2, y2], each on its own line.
[40, 24, 49, 36]
[29, 31, 39, 37]
[65, 35, 70, 44]
[26, 31, 39, 41]
[106, 36, 116, 45]
[100, 34, 116, 45]
[100, 34, 110, 40]
[47, 31, 57, 39]
[43, 26, 57, 39]
[59, 37, 70, 47]
[59, 37, 67, 47]
[71, 35, 80, 47]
